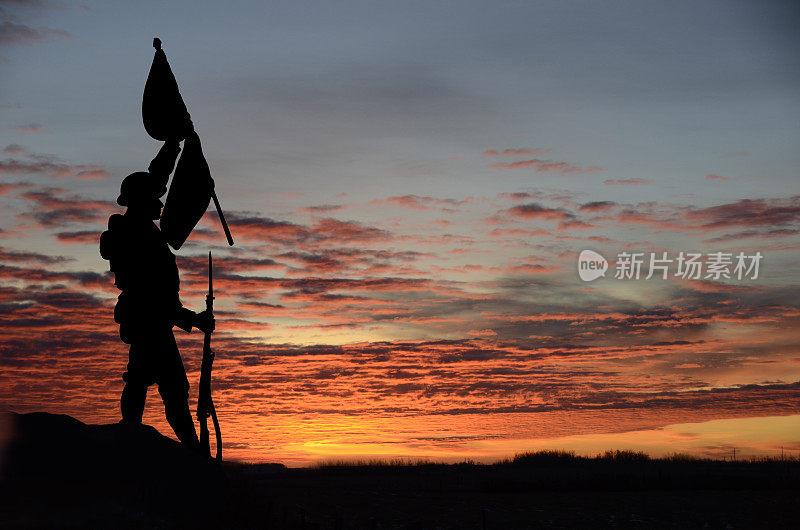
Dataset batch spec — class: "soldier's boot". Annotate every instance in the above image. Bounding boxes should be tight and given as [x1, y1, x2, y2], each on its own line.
[120, 380, 147, 424]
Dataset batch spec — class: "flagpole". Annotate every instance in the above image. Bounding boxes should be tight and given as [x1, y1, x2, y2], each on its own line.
[210, 184, 234, 246]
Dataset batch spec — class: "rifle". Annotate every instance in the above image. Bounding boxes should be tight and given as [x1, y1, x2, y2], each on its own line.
[197, 251, 222, 461]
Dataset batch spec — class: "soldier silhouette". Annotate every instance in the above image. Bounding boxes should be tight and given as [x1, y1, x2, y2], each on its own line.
[100, 137, 214, 450]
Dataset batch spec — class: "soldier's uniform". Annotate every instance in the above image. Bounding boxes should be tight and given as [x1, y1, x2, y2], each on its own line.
[100, 142, 199, 447]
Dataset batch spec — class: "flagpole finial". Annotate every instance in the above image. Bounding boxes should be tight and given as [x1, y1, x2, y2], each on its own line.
[153, 37, 161, 50]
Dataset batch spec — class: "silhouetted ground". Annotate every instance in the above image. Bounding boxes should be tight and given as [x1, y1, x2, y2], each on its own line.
[1, 413, 799, 528]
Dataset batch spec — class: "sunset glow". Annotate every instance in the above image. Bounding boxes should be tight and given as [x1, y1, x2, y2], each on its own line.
[1, 1, 799, 467]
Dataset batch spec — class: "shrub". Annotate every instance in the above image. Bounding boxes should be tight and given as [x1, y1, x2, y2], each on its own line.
[600, 449, 650, 462]
[511, 450, 578, 464]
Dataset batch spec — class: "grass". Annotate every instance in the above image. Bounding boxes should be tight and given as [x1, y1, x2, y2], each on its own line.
[309, 448, 800, 469]
[311, 457, 436, 469]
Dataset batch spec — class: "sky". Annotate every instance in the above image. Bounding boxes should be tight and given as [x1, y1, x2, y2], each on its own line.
[1, 0, 799, 466]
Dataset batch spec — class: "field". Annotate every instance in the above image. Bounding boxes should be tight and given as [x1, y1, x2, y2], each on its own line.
[1, 413, 799, 528]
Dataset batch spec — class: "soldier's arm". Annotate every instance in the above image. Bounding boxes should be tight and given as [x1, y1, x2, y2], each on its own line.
[174, 304, 194, 333]
[148, 139, 181, 192]
[173, 305, 214, 333]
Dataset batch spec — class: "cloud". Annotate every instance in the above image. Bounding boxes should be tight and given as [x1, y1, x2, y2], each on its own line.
[277, 248, 428, 276]
[297, 204, 346, 213]
[503, 263, 553, 274]
[213, 212, 310, 245]
[72, 166, 109, 180]
[54, 230, 99, 244]
[6, 123, 52, 133]
[491, 158, 604, 174]
[371, 195, 469, 212]
[0, 245, 71, 264]
[705, 174, 731, 181]
[486, 191, 800, 246]
[2, 143, 24, 154]
[685, 196, 800, 230]
[178, 253, 283, 276]
[703, 228, 800, 243]
[0, 181, 28, 195]
[489, 227, 552, 238]
[502, 203, 573, 221]
[604, 178, 653, 186]
[0, 263, 110, 290]
[557, 219, 595, 231]
[0, 228, 799, 465]
[484, 148, 552, 157]
[579, 201, 618, 212]
[0, 148, 110, 179]
[498, 191, 545, 202]
[313, 218, 391, 243]
[590, 195, 800, 234]
[17, 187, 115, 227]
[208, 212, 392, 247]
[0, 21, 65, 46]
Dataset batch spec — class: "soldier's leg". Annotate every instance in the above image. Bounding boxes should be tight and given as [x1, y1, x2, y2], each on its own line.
[120, 344, 149, 423]
[158, 331, 200, 449]
[121, 378, 147, 423]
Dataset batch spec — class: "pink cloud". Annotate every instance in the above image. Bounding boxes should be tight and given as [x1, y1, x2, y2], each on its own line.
[491, 159, 604, 174]
[0, 181, 29, 196]
[3, 144, 25, 154]
[372, 195, 468, 211]
[503, 203, 573, 221]
[18, 187, 115, 227]
[705, 174, 731, 182]
[0, 149, 109, 179]
[604, 178, 653, 186]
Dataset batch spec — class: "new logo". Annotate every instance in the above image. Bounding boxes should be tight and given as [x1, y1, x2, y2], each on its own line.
[578, 250, 608, 281]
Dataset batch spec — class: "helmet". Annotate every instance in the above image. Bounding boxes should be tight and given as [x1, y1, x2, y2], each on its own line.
[117, 172, 167, 206]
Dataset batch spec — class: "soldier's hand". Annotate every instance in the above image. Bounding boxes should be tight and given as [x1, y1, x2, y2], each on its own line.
[194, 310, 215, 333]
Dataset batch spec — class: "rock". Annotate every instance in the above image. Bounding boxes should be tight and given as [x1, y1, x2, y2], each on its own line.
[0, 412, 229, 528]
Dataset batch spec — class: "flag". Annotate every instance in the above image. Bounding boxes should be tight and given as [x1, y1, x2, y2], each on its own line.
[160, 132, 213, 250]
[142, 38, 192, 141]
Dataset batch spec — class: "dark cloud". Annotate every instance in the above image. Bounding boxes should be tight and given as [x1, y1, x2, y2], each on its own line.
[0, 148, 110, 179]
[17, 187, 114, 227]
[0, 246, 71, 264]
[0, 21, 70, 46]
[579, 201, 618, 212]
[208, 211, 392, 248]
[298, 204, 346, 213]
[54, 230, 99, 244]
[503, 203, 574, 221]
